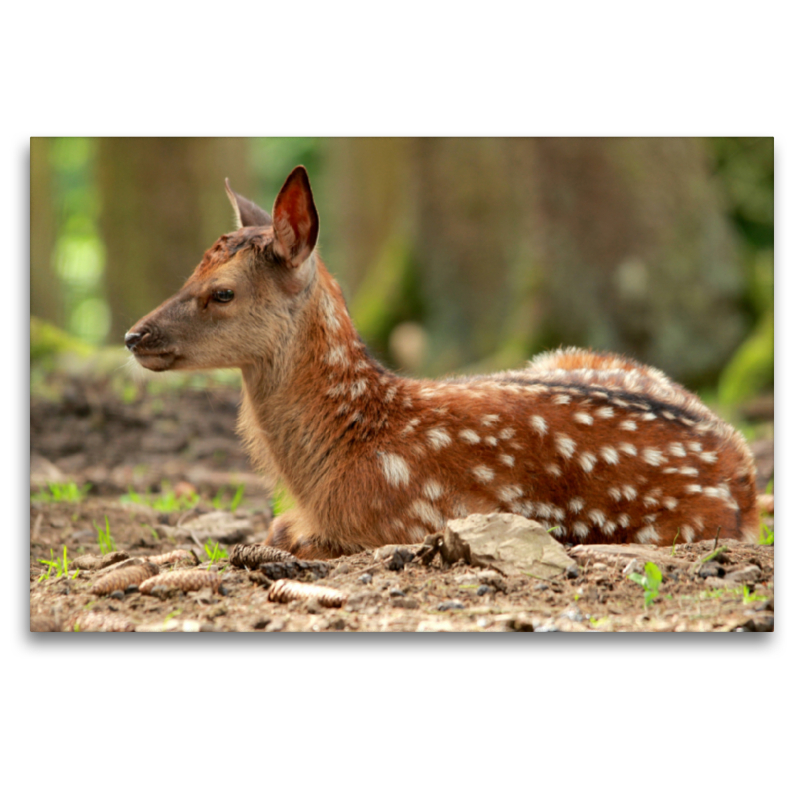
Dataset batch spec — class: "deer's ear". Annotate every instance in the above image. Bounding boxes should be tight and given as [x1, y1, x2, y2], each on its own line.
[272, 166, 319, 268]
[225, 179, 272, 228]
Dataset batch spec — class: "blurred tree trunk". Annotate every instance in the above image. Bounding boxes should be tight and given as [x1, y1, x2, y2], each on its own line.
[30, 138, 63, 327]
[321, 137, 746, 386]
[98, 138, 251, 342]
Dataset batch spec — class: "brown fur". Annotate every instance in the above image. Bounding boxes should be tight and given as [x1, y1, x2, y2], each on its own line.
[126, 166, 760, 559]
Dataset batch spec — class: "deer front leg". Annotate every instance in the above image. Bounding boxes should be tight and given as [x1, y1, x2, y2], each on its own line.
[265, 509, 339, 560]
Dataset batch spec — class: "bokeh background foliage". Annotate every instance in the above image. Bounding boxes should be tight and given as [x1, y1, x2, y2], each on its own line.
[30, 137, 773, 403]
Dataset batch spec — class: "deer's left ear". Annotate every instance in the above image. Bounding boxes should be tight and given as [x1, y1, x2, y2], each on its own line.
[225, 179, 272, 228]
[272, 166, 319, 268]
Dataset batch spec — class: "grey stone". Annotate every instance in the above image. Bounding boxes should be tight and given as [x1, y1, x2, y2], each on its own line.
[440, 513, 577, 579]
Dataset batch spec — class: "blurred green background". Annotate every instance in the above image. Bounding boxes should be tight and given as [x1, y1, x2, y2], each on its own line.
[30, 137, 773, 406]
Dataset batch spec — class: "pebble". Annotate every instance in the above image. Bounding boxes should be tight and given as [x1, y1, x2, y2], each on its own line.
[109, 590, 125, 600]
[389, 588, 406, 597]
[437, 601, 465, 611]
[623, 559, 643, 576]
[359, 573, 373, 584]
[390, 596, 419, 609]
[697, 563, 725, 579]
[534, 625, 562, 633]
[476, 585, 491, 596]
[566, 564, 580, 579]
[725, 564, 762, 583]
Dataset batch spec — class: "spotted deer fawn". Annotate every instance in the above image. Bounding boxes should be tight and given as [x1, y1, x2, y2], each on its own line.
[126, 166, 760, 559]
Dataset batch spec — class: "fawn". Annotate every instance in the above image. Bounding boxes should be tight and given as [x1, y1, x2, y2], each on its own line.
[126, 166, 760, 559]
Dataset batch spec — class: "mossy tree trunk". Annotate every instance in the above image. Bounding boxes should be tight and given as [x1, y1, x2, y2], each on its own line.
[97, 138, 251, 343]
[30, 138, 63, 328]
[321, 137, 747, 386]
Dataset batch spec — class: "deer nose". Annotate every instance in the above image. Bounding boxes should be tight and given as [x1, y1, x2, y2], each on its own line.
[125, 330, 145, 351]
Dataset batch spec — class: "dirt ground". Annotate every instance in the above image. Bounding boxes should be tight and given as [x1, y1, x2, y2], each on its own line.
[29, 363, 775, 633]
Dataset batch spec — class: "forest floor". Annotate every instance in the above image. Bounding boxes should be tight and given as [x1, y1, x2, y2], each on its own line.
[29, 356, 775, 633]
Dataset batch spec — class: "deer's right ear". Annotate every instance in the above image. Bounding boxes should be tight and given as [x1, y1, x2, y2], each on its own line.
[225, 179, 273, 228]
[272, 166, 319, 269]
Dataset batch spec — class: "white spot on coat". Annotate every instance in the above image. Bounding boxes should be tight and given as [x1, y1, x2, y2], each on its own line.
[642, 448, 665, 467]
[459, 429, 481, 445]
[573, 412, 593, 426]
[618, 443, 638, 457]
[579, 452, 597, 472]
[668, 443, 686, 458]
[472, 465, 495, 483]
[621, 485, 637, 501]
[497, 485, 523, 503]
[568, 497, 585, 513]
[410, 500, 445, 529]
[595, 406, 615, 419]
[426, 427, 452, 451]
[378, 452, 410, 487]
[600, 446, 619, 465]
[620, 419, 637, 431]
[588, 509, 606, 526]
[572, 522, 590, 539]
[636, 526, 659, 544]
[499, 454, 515, 467]
[555, 434, 576, 459]
[422, 480, 444, 501]
[530, 415, 548, 435]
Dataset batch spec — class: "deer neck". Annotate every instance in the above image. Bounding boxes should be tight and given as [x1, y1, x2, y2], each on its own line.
[238, 266, 400, 504]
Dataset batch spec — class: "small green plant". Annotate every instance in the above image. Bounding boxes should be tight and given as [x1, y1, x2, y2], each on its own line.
[94, 515, 116, 555]
[742, 586, 768, 605]
[204, 539, 228, 565]
[758, 522, 774, 546]
[212, 483, 245, 512]
[38, 546, 79, 581]
[627, 561, 663, 608]
[121, 483, 199, 513]
[31, 481, 92, 504]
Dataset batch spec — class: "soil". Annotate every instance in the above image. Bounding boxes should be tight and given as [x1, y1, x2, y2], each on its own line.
[30, 364, 775, 633]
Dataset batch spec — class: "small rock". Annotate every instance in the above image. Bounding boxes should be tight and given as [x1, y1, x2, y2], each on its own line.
[375, 546, 415, 571]
[534, 582, 550, 591]
[623, 558, 642, 576]
[725, 564, 762, 583]
[124, 584, 139, 594]
[560, 606, 584, 622]
[476, 585, 492, 596]
[358, 573, 373, 584]
[437, 601, 465, 611]
[475, 570, 506, 591]
[505, 617, 534, 632]
[534, 624, 562, 632]
[389, 588, 406, 598]
[109, 590, 125, 600]
[592, 562, 609, 571]
[390, 596, 419, 609]
[566, 564, 580, 579]
[698, 563, 725, 579]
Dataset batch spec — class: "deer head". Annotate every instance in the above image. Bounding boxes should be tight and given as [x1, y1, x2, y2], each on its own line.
[125, 166, 320, 374]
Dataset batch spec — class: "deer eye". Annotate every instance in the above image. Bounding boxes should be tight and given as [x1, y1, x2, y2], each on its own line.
[212, 289, 234, 303]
